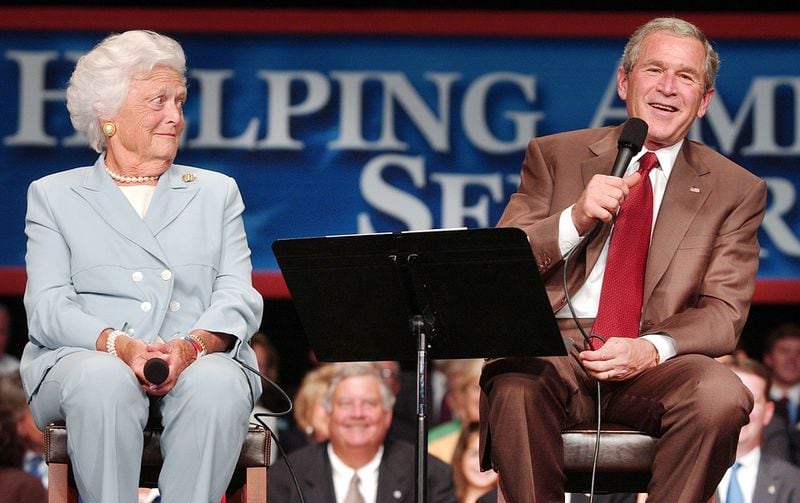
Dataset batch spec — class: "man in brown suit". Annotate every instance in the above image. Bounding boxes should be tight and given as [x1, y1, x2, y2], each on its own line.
[479, 17, 767, 503]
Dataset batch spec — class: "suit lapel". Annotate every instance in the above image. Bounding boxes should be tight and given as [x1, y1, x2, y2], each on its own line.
[581, 133, 619, 279]
[73, 157, 169, 264]
[144, 165, 200, 236]
[752, 455, 781, 503]
[303, 443, 337, 502]
[376, 442, 412, 502]
[643, 143, 711, 305]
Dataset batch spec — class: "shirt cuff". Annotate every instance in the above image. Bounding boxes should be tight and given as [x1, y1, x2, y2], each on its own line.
[558, 205, 583, 257]
[640, 334, 678, 364]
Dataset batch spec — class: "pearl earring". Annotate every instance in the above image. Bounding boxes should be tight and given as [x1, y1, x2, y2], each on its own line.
[102, 121, 116, 137]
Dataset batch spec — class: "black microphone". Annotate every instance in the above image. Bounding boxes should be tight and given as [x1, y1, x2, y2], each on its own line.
[610, 117, 648, 178]
[144, 358, 169, 385]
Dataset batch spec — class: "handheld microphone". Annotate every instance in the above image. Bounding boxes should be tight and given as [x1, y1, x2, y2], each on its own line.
[610, 117, 648, 178]
[144, 358, 169, 385]
[579, 118, 649, 244]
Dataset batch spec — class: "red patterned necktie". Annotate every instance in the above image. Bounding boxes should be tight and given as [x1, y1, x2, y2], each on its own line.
[590, 152, 659, 348]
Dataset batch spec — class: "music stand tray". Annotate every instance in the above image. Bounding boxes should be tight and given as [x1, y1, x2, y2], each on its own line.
[272, 227, 566, 501]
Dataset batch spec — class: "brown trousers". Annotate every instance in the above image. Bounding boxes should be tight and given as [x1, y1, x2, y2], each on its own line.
[479, 321, 752, 503]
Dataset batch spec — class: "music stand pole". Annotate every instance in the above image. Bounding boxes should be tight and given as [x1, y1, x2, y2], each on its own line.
[412, 315, 429, 503]
[272, 227, 568, 502]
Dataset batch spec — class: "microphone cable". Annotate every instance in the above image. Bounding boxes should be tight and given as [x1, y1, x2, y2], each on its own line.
[558, 117, 647, 501]
[233, 356, 307, 503]
[561, 226, 605, 503]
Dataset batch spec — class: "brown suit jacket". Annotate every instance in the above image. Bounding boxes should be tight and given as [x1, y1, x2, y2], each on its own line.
[497, 124, 766, 356]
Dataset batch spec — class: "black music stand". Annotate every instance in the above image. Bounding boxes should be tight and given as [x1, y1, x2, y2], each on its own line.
[272, 227, 567, 502]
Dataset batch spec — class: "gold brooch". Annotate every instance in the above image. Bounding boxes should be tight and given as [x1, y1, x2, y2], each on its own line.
[182, 173, 196, 183]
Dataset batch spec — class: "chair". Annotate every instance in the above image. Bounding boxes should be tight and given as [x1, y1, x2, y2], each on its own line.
[562, 422, 657, 494]
[45, 421, 270, 503]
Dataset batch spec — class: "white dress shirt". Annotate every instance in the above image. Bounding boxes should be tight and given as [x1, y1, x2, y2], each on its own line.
[328, 443, 384, 503]
[555, 140, 684, 362]
[718, 448, 760, 503]
[770, 383, 800, 426]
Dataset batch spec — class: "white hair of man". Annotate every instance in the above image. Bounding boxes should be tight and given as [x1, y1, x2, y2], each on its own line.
[322, 362, 397, 412]
[621, 17, 719, 92]
[66, 30, 186, 153]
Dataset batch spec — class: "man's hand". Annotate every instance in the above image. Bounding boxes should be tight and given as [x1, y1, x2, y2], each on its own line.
[572, 172, 643, 235]
[579, 337, 659, 381]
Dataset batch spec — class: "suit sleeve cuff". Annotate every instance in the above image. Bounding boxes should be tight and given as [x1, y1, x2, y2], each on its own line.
[558, 205, 583, 257]
[640, 334, 678, 364]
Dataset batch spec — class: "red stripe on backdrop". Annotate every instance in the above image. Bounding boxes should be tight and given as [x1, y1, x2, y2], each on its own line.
[0, 8, 796, 39]
[1, 267, 797, 303]
[752, 279, 800, 305]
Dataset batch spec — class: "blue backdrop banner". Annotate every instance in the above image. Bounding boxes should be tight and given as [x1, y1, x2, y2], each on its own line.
[1, 10, 798, 300]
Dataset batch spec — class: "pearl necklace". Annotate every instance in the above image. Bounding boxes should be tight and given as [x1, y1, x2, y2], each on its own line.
[105, 166, 160, 184]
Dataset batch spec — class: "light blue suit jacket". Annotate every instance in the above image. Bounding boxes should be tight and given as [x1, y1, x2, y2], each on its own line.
[20, 156, 264, 402]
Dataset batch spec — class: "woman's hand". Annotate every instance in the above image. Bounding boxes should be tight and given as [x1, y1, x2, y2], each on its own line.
[110, 334, 169, 391]
[96, 328, 234, 396]
[141, 339, 197, 396]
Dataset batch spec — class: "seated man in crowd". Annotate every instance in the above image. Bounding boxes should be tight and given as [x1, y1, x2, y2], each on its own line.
[268, 362, 456, 502]
[762, 322, 800, 466]
[0, 374, 46, 490]
[717, 356, 800, 502]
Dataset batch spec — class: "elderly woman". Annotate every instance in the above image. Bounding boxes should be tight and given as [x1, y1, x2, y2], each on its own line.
[19, 30, 263, 503]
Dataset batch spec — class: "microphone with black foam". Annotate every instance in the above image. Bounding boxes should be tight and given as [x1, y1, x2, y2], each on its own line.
[579, 117, 649, 244]
[610, 117, 648, 178]
[144, 358, 170, 385]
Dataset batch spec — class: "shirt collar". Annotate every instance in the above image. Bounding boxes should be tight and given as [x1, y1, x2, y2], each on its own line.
[327, 442, 384, 478]
[737, 446, 761, 470]
[631, 138, 684, 180]
[770, 383, 800, 403]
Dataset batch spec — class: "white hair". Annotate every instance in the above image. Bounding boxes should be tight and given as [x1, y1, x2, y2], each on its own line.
[322, 362, 396, 412]
[66, 30, 186, 153]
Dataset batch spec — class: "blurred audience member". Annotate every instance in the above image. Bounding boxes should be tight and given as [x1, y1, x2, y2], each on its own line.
[376, 361, 401, 396]
[0, 401, 47, 502]
[0, 303, 20, 376]
[268, 362, 456, 502]
[295, 363, 338, 443]
[251, 332, 282, 409]
[717, 355, 800, 501]
[377, 360, 418, 443]
[762, 323, 800, 465]
[429, 359, 482, 463]
[0, 373, 47, 489]
[278, 363, 338, 453]
[452, 422, 497, 503]
[430, 361, 451, 426]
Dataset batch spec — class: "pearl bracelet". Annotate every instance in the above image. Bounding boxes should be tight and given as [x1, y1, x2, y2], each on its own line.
[106, 330, 126, 357]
